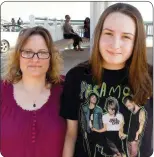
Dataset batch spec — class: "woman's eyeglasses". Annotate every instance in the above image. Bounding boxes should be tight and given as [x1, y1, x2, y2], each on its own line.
[21, 50, 50, 59]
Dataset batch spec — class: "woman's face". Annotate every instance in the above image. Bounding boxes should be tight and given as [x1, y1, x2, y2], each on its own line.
[86, 18, 90, 22]
[99, 12, 136, 69]
[108, 104, 116, 115]
[20, 34, 50, 78]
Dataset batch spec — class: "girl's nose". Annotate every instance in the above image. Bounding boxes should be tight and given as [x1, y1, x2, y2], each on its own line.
[111, 37, 121, 50]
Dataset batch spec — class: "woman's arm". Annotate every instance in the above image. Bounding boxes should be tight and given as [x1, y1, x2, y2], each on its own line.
[62, 120, 78, 157]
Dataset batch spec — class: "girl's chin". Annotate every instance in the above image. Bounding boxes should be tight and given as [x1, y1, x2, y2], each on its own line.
[104, 61, 124, 65]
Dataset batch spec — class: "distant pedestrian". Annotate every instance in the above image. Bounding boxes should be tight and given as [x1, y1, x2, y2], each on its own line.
[11, 18, 16, 31]
[17, 17, 23, 26]
[11, 18, 15, 25]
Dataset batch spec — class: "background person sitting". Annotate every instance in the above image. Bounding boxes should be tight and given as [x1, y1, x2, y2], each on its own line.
[63, 15, 84, 51]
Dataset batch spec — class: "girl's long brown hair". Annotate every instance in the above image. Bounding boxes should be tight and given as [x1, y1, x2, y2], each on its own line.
[89, 3, 152, 104]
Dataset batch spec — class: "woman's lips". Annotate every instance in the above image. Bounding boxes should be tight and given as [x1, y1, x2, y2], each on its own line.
[28, 65, 42, 68]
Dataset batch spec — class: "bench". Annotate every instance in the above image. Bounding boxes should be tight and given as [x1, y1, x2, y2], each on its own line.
[54, 39, 74, 51]
[54, 37, 90, 51]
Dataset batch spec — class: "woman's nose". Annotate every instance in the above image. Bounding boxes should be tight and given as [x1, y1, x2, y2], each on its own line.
[32, 53, 39, 61]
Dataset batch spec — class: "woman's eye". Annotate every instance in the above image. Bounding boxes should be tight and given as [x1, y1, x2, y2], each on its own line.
[25, 51, 33, 54]
[39, 51, 48, 55]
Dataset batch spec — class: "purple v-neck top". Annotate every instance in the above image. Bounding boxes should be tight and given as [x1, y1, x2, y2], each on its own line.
[1, 81, 66, 157]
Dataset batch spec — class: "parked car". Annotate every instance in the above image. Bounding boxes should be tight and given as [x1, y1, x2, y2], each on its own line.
[1, 24, 24, 53]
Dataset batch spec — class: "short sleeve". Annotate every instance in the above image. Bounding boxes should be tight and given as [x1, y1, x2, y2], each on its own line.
[60, 68, 81, 120]
[119, 114, 124, 124]
[102, 114, 107, 124]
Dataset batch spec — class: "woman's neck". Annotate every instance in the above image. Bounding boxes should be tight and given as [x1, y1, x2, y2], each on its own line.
[21, 75, 46, 93]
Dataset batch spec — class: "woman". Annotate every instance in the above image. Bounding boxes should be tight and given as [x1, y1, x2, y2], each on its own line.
[63, 15, 84, 51]
[1, 26, 66, 157]
[84, 17, 90, 38]
[60, 3, 152, 157]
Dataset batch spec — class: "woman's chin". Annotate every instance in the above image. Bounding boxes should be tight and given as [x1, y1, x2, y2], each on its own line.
[27, 72, 43, 78]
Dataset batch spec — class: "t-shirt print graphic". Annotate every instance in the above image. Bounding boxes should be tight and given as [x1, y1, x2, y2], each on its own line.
[79, 81, 147, 157]
[124, 95, 148, 157]
[91, 96, 126, 157]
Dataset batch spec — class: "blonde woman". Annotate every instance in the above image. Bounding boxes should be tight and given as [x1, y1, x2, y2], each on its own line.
[1, 26, 66, 157]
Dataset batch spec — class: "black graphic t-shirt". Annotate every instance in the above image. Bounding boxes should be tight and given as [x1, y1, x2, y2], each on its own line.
[60, 64, 153, 157]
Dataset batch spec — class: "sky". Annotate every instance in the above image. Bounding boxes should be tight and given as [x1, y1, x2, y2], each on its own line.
[1, 2, 90, 22]
[1, 1, 153, 23]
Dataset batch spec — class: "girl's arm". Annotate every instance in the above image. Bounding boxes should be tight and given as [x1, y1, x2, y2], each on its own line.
[62, 120, 78, 157]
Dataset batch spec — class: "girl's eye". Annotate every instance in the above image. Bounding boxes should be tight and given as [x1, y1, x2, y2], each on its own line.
[104, 32, 112, 35]
[123, 36, 131, 39]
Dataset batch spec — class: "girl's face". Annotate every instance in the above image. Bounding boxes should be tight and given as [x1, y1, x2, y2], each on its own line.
[99, 12, 136, 69]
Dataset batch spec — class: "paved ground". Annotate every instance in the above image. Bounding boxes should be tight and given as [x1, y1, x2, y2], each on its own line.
[61, 47, 90, 75]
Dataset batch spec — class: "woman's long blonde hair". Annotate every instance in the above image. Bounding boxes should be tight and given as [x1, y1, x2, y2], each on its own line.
[2, 26, 63, 88]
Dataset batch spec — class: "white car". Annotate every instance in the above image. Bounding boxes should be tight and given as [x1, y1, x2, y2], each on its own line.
[1, 25, 24, 53]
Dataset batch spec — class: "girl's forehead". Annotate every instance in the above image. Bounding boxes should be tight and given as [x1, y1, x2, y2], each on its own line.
[103, 12, 136, 35]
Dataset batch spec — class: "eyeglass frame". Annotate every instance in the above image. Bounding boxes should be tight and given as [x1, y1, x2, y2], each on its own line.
[20, 50, 51, 59]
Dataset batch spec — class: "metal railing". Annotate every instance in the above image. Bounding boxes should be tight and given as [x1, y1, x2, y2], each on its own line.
[1, 16, 153, 39]
[144, 21, 153, 37]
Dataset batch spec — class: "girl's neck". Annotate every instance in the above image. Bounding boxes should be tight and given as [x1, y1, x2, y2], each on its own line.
[102, 62, 125, 70]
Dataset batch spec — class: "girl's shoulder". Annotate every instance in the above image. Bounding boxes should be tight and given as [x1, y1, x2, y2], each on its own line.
[66, 61, 92, 77]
